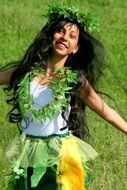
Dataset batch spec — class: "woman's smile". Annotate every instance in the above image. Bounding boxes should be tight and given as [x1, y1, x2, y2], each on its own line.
[55, 41, 68, 49]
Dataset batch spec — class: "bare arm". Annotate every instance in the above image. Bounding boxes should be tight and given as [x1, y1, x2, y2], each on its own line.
[0, 67, 17, 85]
[77, 80, 127, 134]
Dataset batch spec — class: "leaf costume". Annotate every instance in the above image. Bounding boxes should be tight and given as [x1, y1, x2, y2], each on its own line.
[6, 67, 97, 190]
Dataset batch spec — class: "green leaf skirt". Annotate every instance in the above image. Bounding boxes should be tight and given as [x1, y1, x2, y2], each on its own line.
[6, 133, 98, 190]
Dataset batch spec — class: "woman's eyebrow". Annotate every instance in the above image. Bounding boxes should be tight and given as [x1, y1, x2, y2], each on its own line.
[64, 27, 79, 35]
[70, 31, 78, 35]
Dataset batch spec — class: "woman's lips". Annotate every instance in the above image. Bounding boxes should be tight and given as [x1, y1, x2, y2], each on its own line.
[55, 41, 68, 49]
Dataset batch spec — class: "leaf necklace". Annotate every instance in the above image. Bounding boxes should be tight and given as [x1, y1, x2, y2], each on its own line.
[16, 67, 77, 123]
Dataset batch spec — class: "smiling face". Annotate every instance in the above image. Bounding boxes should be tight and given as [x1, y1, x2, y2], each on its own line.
[51, 23, 79, 58]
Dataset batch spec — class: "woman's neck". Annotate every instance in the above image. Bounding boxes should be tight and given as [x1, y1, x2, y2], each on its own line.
[47, 54, 68, 73]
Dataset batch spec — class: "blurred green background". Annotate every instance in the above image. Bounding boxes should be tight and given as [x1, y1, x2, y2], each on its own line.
[0, 0, 127, 189]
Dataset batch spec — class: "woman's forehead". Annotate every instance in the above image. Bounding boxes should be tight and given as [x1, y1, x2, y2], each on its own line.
[63, 23, 79, 33]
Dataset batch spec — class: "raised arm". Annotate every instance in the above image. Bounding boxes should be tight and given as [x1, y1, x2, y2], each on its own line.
[0, 67, 17, 85]
[77, 79, 127, 134]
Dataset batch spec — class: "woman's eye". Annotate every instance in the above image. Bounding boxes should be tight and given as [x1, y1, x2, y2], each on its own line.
[57, 29, 63, 33]
[70, 35, 76, 39]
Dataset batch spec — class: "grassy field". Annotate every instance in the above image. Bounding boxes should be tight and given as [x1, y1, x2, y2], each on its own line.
[0, 0, 127, 189]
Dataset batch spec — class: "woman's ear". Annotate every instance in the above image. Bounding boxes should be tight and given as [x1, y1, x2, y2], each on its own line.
[73, 45, 79, 54]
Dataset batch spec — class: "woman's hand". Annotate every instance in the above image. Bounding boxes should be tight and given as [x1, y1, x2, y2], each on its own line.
[0, 67, 17, 85]
[77, 79, 127, 134]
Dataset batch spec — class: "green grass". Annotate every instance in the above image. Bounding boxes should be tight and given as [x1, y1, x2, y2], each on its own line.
[0, 0, 127, 189]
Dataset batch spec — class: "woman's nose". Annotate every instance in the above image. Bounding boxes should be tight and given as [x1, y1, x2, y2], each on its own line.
[61, 32, 68, 41]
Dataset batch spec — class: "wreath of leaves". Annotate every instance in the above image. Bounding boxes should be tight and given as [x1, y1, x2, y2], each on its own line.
[16, 67, 77, 123]
[45, 3, 99, 32]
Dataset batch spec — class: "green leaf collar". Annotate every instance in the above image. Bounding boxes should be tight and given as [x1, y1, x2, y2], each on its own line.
[16, 67, 77, 123]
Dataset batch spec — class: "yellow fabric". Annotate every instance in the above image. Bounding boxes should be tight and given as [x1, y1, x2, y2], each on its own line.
[57, 135, 86, 190]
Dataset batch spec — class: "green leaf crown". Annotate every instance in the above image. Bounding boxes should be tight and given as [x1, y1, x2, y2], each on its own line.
[45, 3, 99, 33]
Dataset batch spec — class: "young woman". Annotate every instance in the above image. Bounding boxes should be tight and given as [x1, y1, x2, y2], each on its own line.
[0, 3, 127, 190]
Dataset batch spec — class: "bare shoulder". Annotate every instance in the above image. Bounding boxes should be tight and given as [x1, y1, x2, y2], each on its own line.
[77, 79, 91, 100]
[77, 79, 102, 108]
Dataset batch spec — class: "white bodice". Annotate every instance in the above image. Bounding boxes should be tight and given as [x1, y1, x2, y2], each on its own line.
[21, 80, 70, 136]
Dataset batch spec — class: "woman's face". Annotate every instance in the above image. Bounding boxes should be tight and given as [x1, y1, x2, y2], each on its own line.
[52, 23, 79, 57]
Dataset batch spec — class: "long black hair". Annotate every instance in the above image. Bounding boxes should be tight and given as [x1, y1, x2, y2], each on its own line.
[4, 17, 104, 139]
